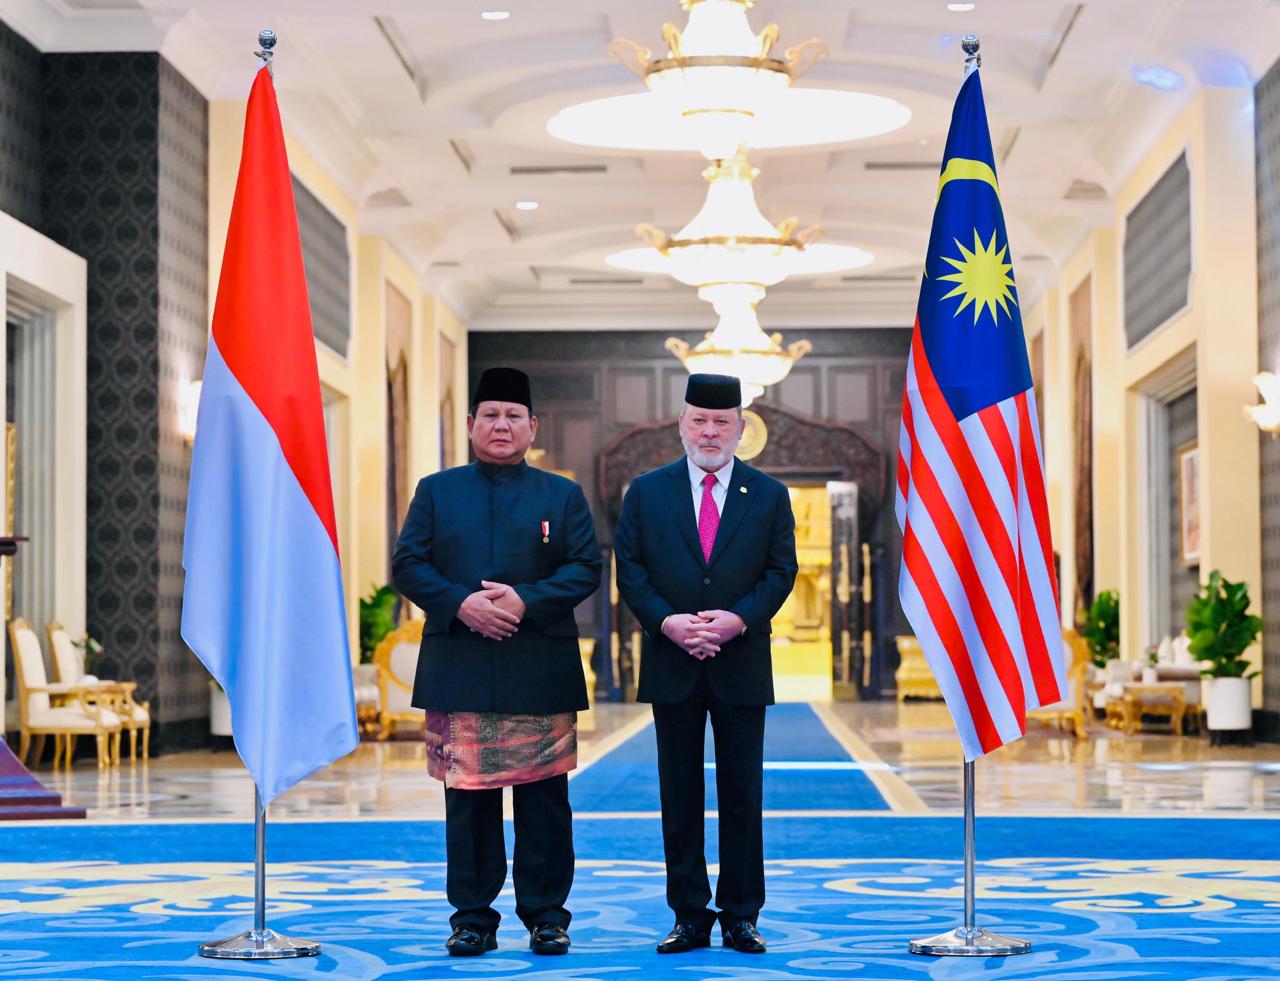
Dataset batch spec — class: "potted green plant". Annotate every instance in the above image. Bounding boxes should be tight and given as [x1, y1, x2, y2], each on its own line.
[359, 584, 399, 664]
[1080, 589, 1120, 669]
[1187, 570, 1262, 738]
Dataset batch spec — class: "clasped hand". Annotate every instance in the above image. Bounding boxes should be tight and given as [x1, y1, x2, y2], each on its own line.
[662, 610, 745, 661]
[457, 581, 526, 641]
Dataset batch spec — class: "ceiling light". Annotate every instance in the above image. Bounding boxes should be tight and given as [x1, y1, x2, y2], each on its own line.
[515, 200, 539, 211]
[548, 0, 910, 158]
[947, 3, 976, 11]
[606, 151, 872, 288]
[665, 288, 809, 406]
[480, 10, 510, 21]
[1132, 64, 1185, 91]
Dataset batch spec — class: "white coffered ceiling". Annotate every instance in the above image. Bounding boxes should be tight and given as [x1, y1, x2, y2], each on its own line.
[7, 0, 1279, 331]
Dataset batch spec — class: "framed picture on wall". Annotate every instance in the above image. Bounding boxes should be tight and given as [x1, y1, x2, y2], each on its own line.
[1177, 440, 1200, 566]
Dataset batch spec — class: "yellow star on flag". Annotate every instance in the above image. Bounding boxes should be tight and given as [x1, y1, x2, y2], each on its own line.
[937, 228, 1017, 326]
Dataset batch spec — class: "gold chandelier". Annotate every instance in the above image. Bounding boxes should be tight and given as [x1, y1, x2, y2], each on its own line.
[606, 150, 872, 290]
[665, 284, 810, 406]
[546, 0, 911, 159]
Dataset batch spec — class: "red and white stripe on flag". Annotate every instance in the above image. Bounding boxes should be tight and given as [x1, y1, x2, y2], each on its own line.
[895, 329, 1067, 760]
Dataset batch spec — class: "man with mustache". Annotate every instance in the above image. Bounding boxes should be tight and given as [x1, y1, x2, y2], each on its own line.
[392, 367, 601, 958]
[613, 373, 798, 955]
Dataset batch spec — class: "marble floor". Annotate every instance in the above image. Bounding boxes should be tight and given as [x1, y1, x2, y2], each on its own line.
[17, 699, 1280, 822]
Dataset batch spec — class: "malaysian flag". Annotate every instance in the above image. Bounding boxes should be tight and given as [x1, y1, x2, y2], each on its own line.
[895, 68, 1067, 760]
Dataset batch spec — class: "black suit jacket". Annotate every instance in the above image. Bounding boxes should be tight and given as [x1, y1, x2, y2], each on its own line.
[613, 457, 798, 707]
[391, 460, 602, 714]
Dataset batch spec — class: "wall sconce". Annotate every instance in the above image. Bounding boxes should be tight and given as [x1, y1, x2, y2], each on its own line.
[179, 379, 202, 444]
[1244, 371, 1280, 436]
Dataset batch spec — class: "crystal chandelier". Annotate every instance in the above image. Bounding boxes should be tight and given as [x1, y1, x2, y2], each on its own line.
[605, 150, 872, 290]
[547, 0, 911, 159]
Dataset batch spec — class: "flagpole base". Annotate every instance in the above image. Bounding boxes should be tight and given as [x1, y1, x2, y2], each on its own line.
[909, 926, 1031, 957]
[198, 928, 320, 959]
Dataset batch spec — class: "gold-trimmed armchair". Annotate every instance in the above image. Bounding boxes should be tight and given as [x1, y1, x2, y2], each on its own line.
[373, 619, 425, 740]
[47, 620, 151, 762]
[10, 618, 121, 768]
[1026, 629, 1091, 739]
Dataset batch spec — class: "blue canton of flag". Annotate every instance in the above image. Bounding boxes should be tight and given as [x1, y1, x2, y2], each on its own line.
[895, 69, 1067, 761]
[917, 72, 1033, 422]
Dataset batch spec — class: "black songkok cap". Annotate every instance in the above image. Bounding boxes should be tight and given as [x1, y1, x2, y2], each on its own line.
[472, 367, 532, 412]
[684, 373, 741, 410]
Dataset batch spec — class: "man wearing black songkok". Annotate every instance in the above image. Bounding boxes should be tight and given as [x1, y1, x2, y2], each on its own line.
[392, 367, 601, 958]
[613, 373, 798, 955]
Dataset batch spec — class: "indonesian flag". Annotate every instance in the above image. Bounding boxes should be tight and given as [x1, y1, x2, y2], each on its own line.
[181, 66, 357, 803]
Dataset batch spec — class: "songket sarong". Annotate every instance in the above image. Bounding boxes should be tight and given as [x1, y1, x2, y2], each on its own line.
[424, 710, 577, 790]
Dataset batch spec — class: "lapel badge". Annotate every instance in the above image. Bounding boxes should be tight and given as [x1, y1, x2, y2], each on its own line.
[739, 486, 748, 494]
[541, 520, 550, 543]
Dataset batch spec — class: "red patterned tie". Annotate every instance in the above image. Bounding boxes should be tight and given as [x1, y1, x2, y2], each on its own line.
[698, 472, 720, 563]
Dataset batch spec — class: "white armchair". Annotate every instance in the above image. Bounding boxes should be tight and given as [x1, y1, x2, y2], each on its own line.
[48, 620, 151, 762]
[10, 618, 121, 768]
[373, 620, 425, 740]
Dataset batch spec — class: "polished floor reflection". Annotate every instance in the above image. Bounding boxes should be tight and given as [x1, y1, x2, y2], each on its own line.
[20, 700, 1280, 821]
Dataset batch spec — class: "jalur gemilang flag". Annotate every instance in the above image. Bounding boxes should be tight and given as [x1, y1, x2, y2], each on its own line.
[182, 65, 357, 804]
[896, 68, 1067, 761]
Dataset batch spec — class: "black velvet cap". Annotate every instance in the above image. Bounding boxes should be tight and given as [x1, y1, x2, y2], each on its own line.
[472, 367, 532, 412]
[684, 373, 742, 410]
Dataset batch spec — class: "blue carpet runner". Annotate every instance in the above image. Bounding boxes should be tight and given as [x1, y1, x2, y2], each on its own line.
[569, 701, 891, 814]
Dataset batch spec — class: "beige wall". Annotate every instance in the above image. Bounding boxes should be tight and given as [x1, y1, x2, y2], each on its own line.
[207, 101, 468, 660]
[1039, 87, 1263, 702]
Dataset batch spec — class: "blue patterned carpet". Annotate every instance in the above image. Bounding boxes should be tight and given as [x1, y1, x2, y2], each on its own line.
[2, 704, 1280, 979]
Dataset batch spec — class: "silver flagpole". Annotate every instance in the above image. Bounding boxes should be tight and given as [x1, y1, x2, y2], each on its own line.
[909, 760, 1029, 955]
[196, 31, 320, 961]
[198, 790, 321, 959]
[909, 39, 1030, 957]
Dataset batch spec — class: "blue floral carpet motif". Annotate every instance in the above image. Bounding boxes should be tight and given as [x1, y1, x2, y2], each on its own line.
[2, 698, 1280, 979]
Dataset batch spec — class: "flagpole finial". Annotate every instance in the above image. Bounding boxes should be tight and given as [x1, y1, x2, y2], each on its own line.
[961, 34, 981, 76]
[256, 29, 277, 74]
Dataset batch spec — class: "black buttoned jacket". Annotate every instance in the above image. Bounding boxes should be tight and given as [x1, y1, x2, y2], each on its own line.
[613, 457, 798, 707]
[391, 460, 602, 714]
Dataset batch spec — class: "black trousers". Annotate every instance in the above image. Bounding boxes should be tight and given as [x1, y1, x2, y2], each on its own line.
[444, 772, 574, 932]
[651, 674, 766, 929]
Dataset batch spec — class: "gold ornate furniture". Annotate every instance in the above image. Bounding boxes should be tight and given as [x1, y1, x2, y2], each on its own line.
[10, 618, 121, 768]
[373, 619, 425, 740]
[895, 635, 943, 701]
[1026, 630, 1090, 739]
[1118, 682, 1187, 735]
[47, 620, 151, 762]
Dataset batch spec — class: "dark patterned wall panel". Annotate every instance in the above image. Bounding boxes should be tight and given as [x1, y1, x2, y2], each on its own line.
[1124, 154, 1191, 349]
[1166, 389, 1198, 636]
[156, 58, 208, 733]
[292, 177, 350, 356]
[42, 53, 162, 713]
[0, 22, 42, 229]
[1256, 56, 1280, 714]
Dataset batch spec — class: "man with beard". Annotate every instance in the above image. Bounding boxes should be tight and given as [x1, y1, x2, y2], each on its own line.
[612, 373, 797, 955]
[392, 366, 601, 958]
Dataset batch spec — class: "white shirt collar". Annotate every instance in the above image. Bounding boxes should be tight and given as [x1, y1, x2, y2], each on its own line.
[687, 455, 734, 491]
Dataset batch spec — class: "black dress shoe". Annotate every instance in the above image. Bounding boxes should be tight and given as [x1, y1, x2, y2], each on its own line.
[529, 923, 570, 955]
[722, 919, 766, 953]
[656, 921, 712, 954]
[446, 925, 497, 956]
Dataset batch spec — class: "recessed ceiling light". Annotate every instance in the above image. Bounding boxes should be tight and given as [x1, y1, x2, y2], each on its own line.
[480, 10, 510, 21]
[1132, 64, 1185, 91]
[947, 3, 976, 10]
[515, 200, 539, 211]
